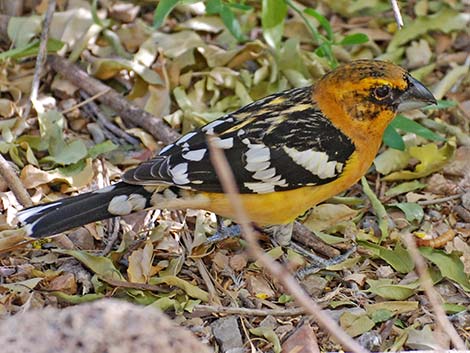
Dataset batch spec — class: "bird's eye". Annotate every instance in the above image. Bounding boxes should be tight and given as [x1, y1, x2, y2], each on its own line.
[374, 85, 391, 99]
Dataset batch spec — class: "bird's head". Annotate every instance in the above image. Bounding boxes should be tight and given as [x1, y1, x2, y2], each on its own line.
[313, 59, 437, 139]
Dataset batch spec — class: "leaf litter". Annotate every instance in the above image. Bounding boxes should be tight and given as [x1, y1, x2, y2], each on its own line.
[0, 0, 469, 351]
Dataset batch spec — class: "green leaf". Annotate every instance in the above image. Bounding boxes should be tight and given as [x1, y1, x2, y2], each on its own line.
[43, 139, 88, 165]
[339, 33, 369, 45]
[153, 0, 181, 28]
[250, 327, 282, 353]
[384, 181, 426, 197]
[0, 278, 43, 293]
[55, 249, 125, 281]
[0, 38, 64, 61]
[261, 0, 287, 50]
[52, 292, 105, 304]
[339, 312, 375, 337]
[442, 303, 466, 314]
[226, 3, 253, 11]
[419, 247, 470, 291]
[278, 294, 293, 304]
[206, 0, 222, 13]
[361, 177, 389, 241]
[383, 140, 456, 181]
[88, 140, 117, 159]
[383, 125, 405, 150]
[391, 115, 445, 142]
[304, 8, 333, 41]
[366, 279, 418, 300]
[370, 309, 393, 323]
[359, 241, 414, 273]
[219, 3, 246, 41]
[391, 202, 424, 223]
[149, 275, 209, 301]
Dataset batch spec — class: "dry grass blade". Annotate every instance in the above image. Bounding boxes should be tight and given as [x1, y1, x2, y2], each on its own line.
[389, 0, 404, 29]
[403, 233, 466, 350]
[206, 136, 369, 353]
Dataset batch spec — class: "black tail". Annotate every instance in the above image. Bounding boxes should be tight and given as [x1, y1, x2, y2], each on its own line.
[17, 182, 153, 238]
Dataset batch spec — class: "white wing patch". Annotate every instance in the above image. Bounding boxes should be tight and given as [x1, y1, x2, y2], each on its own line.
[170, 163, 190, 184]
[182, 149, 206, 161]
[108, 193, 147, 215]
[242, 140, 287, 193]
[17, 201, 61, 224]
[212, 137, 234, 149]
[202, 119, 226, 134]
[176, 132, 197, 145]
[283, 146, 343, 179]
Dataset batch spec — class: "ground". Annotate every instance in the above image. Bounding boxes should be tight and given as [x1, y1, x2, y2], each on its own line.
[0, 0, 469, 352]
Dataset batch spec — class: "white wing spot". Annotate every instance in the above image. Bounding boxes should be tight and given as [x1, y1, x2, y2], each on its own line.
[244, 182, 275, 194]
[202, 119, 226, 134]
[284, 147, 339, 179]
[159, 143, 174, 155]
[212, 137, 234, 149]
[17, 202, 61, 223]
[108, 195, 133, 215]
[182, 149, 206, 161]
[176, 132, 197, 145]
[245, 144, 270, 163]
[170, 163, 190, 184]
[245, 161, 270, 172]
[252, 168, 276, 180]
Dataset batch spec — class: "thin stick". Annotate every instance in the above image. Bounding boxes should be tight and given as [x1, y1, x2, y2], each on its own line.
[193, 304, 306, 317]
[403, 233, 466, 350]
[206, 137, 368, 353]
[47, 55, 180, 145]
[389, 0, 404, 29]
[23, 0, 56, 119]
[417, 194, 463, 206]
[0, 154, 32, 207]
[60, 89, 110, 114]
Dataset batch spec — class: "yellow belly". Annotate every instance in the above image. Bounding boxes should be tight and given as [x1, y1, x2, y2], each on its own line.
[200, 150, 371, 225]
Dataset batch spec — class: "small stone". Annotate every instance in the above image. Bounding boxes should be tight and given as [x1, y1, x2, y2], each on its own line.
[229, 253, 248, 272]
[67, 228, 95, 250]
[211, 316, 243, 353]
[301, 274, 327, 297]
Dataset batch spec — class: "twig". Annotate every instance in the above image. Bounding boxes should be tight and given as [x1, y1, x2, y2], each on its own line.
[47, 55, 180, 145]
[22, 0, 56, 119]
[292, 222, 340, 258]
[100, 218, 120, 256]
[403, 233, 466, 350]
[79, 91, 140, 146]
[389, 0, 404, 29]
[0, 154, 32, 207]
[194, 304, 306, 316]
[417, 193, 463, 206]
[206, 137, 368, 353]
[61, 89, 109, 114]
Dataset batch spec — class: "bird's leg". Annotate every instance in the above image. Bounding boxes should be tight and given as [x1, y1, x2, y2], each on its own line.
[206, 217, 242, 243]
[265, 221, 357, 279]
[206, 219, 356, 278]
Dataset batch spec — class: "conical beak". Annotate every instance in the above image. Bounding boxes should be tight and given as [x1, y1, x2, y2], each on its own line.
[396, 75, 437, 112]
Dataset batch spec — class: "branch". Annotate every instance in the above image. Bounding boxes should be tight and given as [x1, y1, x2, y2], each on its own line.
[47, 55, 180, 145]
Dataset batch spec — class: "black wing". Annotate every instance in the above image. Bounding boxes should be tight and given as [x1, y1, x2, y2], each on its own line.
[123, 86, 355, 194]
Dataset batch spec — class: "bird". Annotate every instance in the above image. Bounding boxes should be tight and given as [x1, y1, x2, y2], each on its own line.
[17, 60, 437, 239]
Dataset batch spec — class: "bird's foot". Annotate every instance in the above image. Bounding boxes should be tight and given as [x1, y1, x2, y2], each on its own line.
[292, 243, 357, 280]
[206, 223, 242, 244]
